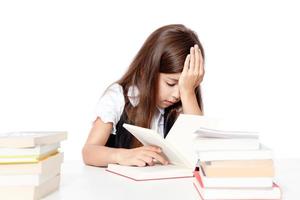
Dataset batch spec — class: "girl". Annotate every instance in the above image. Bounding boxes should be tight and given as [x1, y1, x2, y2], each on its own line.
[82, 24, 205, 167]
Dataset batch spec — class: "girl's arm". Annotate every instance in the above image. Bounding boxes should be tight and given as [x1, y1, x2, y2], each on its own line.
[179, 44, 204, 115]
[82, 117, 168, 167]
[82, 117, 119, 166]
[180, 91, 202, 115]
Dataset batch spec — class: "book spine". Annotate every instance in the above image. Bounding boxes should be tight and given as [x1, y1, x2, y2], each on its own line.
[193, 170, 204, 188]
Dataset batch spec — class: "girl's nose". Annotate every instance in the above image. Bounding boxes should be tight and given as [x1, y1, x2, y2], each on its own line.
[172, 87, 180, 101]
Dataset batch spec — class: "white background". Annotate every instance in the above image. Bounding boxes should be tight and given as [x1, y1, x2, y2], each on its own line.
[0, 0, 299, 160]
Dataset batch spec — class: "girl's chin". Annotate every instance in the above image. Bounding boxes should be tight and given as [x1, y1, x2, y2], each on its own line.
[156, 103, 167, 109]
[157, 100, 174, 109]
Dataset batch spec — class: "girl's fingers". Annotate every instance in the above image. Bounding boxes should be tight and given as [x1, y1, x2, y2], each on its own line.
[143, 146, 161, 153]
[145, 151, 168, 165]
[182, 54, 190, 75]
[194, 44, 200, 74]
[135, 159, 147, 167]
[198, 46, 205, 77]
[139, 146, 168, 165]
[189, 47, 195, 72]
[179, 45, 205, 91]
[139, 155, 155, 166]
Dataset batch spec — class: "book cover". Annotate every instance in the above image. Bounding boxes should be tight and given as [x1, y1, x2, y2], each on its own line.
[201, 159, 274, 177]
[0, 161, 61, 186]
[193, 178, 281, 200]
[194, 166, 273, 188]
[106, 163, 193, 181]
[0, 152, 63, 175]
[0, 143, 60, 157]
[0, 174, 60, 200]
[0, 150, 59, 164]
[196, 144, 273, 162]
[0, 131, 67, 148]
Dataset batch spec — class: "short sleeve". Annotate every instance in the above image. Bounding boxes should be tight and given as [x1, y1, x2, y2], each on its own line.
[95, 83, 125, 134]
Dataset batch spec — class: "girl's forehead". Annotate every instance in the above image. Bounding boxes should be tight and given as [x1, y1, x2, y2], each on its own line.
[161, 73, 181, 80]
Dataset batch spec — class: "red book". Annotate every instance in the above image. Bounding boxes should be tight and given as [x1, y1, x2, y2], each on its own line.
[193, 169, 282, 200]
[106, 164, 193, 181]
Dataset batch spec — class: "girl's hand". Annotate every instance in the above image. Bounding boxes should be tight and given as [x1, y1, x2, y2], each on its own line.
[115, 146, 169, 167]
[178, 44, 204, 96]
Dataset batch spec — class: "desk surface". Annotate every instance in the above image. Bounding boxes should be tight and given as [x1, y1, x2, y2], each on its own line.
[44, 159, 300, 200]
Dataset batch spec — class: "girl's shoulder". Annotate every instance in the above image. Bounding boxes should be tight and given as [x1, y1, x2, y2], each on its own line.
[104, 83, 139, 107]
[105, 83, 124, 95]
[98, 83, 125, 112]
[95, 83, 125, 134]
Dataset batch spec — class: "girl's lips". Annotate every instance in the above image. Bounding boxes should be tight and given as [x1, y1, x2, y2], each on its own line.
[164, 100, 174, 105]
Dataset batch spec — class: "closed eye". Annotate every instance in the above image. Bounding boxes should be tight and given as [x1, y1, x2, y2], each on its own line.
[166, 82, 176, 87]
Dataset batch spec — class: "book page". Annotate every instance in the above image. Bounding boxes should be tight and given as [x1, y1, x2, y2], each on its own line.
[194, 128, 259, 138]
[123, 124, 191, 167]
[166, 114, 220, 168]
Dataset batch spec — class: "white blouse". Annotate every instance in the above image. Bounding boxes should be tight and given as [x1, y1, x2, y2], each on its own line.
[95, 83, 165, 137]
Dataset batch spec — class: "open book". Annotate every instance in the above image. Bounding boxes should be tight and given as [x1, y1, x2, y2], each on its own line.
[106, 114, 260, 181]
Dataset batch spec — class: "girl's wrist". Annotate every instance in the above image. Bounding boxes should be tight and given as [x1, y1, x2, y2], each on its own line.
[113, 148, 123, 164]
[180, 91, 202, 115]
[180, 89, 196, 100]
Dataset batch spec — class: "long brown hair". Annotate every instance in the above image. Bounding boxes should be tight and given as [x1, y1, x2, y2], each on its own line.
[118, 24, 204, 130]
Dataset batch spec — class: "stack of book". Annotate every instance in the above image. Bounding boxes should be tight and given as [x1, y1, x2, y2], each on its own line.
[0, 131, 67, 200]
[192, 127, 281, 200]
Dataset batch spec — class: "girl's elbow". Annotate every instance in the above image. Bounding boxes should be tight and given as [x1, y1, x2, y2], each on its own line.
[82, 145, 91, 166]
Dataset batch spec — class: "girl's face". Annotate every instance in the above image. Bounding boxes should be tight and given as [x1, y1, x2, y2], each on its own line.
[156, 73, 181, 109]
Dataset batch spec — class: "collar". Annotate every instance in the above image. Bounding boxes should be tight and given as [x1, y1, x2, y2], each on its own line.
[157, 106, 165, 115]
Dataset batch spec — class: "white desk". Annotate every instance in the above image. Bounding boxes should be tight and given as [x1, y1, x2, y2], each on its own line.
[44, 159, 300, 200]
